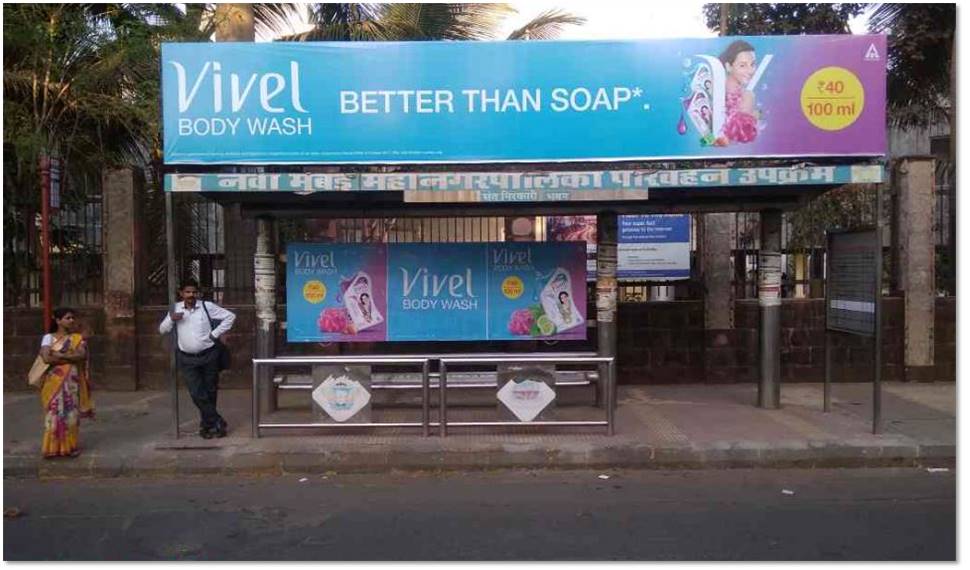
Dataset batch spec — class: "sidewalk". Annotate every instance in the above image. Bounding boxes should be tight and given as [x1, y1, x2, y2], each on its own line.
[3, 382, 955, 478]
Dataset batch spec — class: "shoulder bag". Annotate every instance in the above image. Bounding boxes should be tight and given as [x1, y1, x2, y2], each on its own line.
[202, 301, 232, 371]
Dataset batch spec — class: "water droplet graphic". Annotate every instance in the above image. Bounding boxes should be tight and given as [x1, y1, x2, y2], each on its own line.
[677, 113, 688, 135]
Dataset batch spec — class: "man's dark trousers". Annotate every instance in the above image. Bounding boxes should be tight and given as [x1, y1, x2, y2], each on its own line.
[178, 346, 224, 430]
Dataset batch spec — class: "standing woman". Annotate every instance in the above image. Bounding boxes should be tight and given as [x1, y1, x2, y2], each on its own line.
[38, 307, 94, 458]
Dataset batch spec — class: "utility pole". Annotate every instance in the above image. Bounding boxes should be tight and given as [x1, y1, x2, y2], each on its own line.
[39, 154, 53, 327]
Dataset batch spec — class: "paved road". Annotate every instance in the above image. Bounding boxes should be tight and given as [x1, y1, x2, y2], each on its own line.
[3, 468, 955, 561]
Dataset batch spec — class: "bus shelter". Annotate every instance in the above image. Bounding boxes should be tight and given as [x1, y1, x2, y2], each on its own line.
[160, 34, 887, 437]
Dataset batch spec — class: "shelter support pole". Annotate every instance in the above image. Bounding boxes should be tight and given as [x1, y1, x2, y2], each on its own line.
[874, 180, 884, 434]
[165, 192, 180, 438]
[254, 216, 278, 414]
[596, 212, 618, 409]
[893, 158, 936, 382]
[758, 209, 782, 409]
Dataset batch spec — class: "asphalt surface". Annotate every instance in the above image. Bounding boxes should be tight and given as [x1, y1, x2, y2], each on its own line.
[3, 467, 955, 561]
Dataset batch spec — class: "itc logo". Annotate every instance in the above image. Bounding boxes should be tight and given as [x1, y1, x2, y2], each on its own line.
[169, 60, 308, 114]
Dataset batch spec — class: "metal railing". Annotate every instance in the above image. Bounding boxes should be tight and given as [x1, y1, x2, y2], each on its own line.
[439, 355, 616, 436]
[252, 356, 431, 437]
[251, 353, 616, 438]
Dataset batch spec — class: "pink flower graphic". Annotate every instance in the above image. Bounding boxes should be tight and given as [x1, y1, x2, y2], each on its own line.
[723, 111, 758, 144]
[508, 308, 534, 336]
[318, 307, 352, 334]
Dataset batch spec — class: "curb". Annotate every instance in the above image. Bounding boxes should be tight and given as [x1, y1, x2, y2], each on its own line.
[4, 443, 956, 479]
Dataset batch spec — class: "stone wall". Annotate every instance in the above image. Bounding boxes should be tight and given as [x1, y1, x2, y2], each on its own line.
[3, 297, 955, 391]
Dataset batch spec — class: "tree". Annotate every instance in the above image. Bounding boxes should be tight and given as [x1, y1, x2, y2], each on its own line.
[870, 4, 956, 294]
[702, 3, 865, 35]
[2, 4, 207, 305]
[869, 4, 954, 129]
[289, 3, 584, 41]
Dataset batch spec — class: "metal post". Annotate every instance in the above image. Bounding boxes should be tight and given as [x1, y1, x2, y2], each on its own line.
[874, 184, 883, 434]
[607, 359, 616, 436]
[39, 155, 53, 328]
[165, 191, 180, 439]
[758, 210, 783, 409]
[252, 361, 260, 438]
[439, 361, 448, 437]
[422, 359, 430, 437]
[824, 331, 832, 413]
[596, 212, 618, 409]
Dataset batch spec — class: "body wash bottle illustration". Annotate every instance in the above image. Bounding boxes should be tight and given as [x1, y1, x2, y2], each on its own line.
[539, 267, 584, 333]
[344, 271, 383, 333]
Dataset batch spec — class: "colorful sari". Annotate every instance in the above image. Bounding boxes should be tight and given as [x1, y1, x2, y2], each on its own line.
[40, 333, 94, 458]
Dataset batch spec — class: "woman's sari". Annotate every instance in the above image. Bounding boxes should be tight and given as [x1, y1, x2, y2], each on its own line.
[40, 333, 94, 458]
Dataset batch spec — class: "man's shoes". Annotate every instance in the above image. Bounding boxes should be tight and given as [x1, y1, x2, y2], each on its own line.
[199, 428, 214, 439]
[214, 419, 228, 438]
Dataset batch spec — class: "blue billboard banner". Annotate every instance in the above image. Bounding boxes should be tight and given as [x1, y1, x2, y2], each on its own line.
[286, 242, 587, 342]
[162, 36, 886, 165]
[618, 215, 692, 280]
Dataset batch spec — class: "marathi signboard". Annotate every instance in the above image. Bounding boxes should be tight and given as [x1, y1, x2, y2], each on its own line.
[162, 36, 886, 165]
[164, 165, 884, 197]
[826, 230, 878, 336]
[286, 242, 586, 342]
[618, 215, 691, 280]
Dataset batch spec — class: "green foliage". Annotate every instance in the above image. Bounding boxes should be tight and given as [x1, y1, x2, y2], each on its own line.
[291, 3, 583, 41]
[787, 185, 877, 250]
[702, 3, 865, 35]
[869, 4, 955, 128]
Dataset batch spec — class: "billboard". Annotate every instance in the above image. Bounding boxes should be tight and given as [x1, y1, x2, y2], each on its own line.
[162, 35, 886, 165]
[286, 242, 586, 342]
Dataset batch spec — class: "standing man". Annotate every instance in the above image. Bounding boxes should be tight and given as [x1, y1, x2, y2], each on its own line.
[159, 279, 236, 438]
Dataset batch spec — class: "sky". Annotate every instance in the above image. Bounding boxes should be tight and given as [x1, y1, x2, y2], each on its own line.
[278, 2, 872, 42]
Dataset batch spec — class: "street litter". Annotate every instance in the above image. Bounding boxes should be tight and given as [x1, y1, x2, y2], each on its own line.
[926, 468, 950, 473]
[782, 489, 795, 495]
[299, 477, 308, 483]
[598, 474, 611, 480]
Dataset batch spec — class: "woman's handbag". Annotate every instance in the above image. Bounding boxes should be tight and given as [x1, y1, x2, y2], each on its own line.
[28, 336, 68, 387]
[27, 355, 49, 387]
[202, 302, 232, 371]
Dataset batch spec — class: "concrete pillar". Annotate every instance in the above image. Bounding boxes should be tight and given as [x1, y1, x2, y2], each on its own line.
[758, 210, 783, 408]
[894, 158, 936, 381]
[699, 213, 736, 383]
[700, 214, 735, 329]
[596, 212, 618, 407]
[255, 216, 278, 411]
[102, 168, 141, 390]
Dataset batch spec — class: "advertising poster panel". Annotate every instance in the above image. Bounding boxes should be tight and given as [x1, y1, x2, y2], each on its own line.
[487, 242, 587, 341]
[162, 35, 886, 164]
[285, 243, 388, 343]
[287, 242, 586, 342]
[386, 243, 489, 341]
[546, 216, 597, 281]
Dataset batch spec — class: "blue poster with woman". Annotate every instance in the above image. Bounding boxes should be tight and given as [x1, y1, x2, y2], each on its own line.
[286, 243, 388, 342]
[487, 242, 587, 341]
